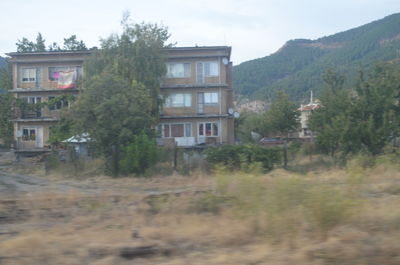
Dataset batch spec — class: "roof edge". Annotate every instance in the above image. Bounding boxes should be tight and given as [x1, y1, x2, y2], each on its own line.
[6, 50, 94, 56]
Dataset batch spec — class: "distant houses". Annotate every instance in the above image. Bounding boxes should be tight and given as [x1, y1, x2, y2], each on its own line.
[299, 98, 320, 139]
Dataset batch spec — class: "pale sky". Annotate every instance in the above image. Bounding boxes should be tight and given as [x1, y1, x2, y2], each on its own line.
[0, 0, 399, 64]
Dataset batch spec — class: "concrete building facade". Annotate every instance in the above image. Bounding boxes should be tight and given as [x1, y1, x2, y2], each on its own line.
[7, 51, 91, 154]
[159, 46, 235, 147]
[7, 46, 234, 153]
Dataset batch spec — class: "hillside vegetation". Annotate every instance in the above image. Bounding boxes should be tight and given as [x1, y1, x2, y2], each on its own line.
[0, 57, 6, 68]
[233, 13, 400, 101]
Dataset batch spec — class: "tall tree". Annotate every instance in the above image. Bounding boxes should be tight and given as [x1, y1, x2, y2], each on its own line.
[16, 33, 88, 52]
[309, 70, 353, 157]
[34, 33, 46, 51]
[263, 91, 300, 167]
[16, 37, 35, 52]
[310, 63, 400, 158]
[70, 16, 171, 176]
[0, 60, 13, 147]
[0, 94, 13, 147]
[63, 35, 87, 50]
[351, 63, 400, 155]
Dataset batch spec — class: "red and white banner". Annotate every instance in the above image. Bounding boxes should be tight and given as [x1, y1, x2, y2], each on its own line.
[58, 70, 76, 89]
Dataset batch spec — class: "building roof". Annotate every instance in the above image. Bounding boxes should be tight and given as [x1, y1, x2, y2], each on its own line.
[6, 50, 93, 57]
[299, 103, 320, 111]
[63, 133, 91, 143]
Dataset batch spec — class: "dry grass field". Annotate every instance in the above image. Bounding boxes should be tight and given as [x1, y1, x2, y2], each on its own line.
[1, 154, 400, 264]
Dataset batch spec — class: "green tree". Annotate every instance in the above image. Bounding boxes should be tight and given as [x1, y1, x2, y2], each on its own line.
[119, 132, 158, 175]
[0, 61, 13, 90]
[34, 33, 46, 51]
[310, 63, 400, 159]
[16, 33, 88, 52]
[63, 35, 87, 50]
[309, 70, 353, 157]
[0, 94, 13, 147]
[351, 63, 400, 155]
[69, 16, 170, 176]
[235, 111, 264, 143]
[263, 91, 300, 167]
[0, 62, 13, 147]
[16, 37, 35, 52]
[48, 42, 61, 51]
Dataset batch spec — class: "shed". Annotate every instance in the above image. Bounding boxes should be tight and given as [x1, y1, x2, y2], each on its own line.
[62, 133, 90, 156]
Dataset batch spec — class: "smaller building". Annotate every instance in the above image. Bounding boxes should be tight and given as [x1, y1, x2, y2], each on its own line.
[62, 133, 90, 156]
[299, 97, 320, 139]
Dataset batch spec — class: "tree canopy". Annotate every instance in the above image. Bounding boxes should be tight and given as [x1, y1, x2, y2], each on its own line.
[16, 33, 88, 52]
[65, 16, 171, 176]
[310, 62, 400, 159]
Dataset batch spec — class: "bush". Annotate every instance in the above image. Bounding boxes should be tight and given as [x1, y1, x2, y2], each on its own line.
[119, 132, 158, 176]
[205, 144, 281, 172]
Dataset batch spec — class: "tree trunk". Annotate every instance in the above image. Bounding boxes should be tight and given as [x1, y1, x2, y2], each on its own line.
[283, 136, 288, 168]
[111, 145, 119, 176]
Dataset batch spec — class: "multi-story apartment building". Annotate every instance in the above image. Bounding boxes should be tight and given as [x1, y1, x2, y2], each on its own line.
[7, 51, 91, 154]
[159, 46, 235, 147]
[7, 46, 234, 154]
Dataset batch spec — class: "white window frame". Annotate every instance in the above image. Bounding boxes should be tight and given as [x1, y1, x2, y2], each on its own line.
[21, 127, 37, 141]
[166, 62, 191, 78]
[21, 68, 36, 82]
[198, 122, 219, 137]
[203, 92, 219, 104]
[165, 93, 192, 107]
[203, 61, 219, 77]
[159, 123, 192, 138]
[21, 96, 42, 104]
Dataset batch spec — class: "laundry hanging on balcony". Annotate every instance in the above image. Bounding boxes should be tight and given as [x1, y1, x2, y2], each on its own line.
[57, 70, 76, 89]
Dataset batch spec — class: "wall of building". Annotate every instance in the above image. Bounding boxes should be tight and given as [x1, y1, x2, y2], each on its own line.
[159, 46, 234, 146]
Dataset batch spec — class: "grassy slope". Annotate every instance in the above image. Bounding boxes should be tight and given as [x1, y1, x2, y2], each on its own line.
[234, 13, 400, 102]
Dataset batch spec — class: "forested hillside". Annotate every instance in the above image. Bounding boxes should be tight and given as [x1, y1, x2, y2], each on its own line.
[0, 57, 6, 68]
[233, 13, 400, 102]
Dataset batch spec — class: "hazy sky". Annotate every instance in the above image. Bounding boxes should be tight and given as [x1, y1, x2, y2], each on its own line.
[0, 0, 399, 64]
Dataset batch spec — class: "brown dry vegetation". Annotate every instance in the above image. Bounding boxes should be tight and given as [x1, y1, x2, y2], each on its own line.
[1, 154, 400, 264]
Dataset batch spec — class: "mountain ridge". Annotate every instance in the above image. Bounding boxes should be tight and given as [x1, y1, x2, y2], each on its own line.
[233, 13, 400, 102]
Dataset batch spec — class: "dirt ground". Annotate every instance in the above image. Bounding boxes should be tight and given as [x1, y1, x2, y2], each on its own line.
[1, 151, 400, 265]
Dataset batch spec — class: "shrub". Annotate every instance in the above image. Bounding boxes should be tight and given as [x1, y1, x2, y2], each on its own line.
[205, 144, 281, 172]
[119, 132, 158, 176]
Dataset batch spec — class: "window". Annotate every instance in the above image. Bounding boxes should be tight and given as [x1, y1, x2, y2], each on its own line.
[21, 96, 41, 104]
[160, 123, 192, 138]
[198, 122, 219, 137]
[48, 96, 69, 110]
[165, 93, 192, 107]
[21, 68, 36, 82]
[204, 62, 219, 77]
[22, 128, 36, 141]
[166, 63, 191, 78]
[171, 124, 184, 137]
[204, 92, 219, 104]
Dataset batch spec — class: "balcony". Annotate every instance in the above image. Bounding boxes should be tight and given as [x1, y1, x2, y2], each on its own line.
[156, 136, 219, 148]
